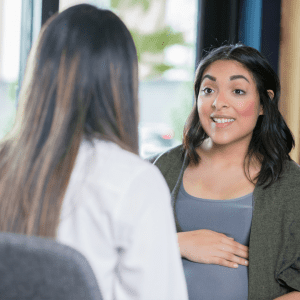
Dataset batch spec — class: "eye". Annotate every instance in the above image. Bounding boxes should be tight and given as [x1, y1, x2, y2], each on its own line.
[234, 89, 245, 95]
[202, 87, 214, 95]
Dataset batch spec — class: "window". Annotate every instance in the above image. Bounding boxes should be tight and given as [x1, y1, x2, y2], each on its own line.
[61, 0, 198, 159]
[0, 0, 22, 139]
[1, 0, 198, 160]
[111, 0, 197, 158]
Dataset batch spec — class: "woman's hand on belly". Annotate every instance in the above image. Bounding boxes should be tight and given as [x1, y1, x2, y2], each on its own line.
[177, 229, 249, 268]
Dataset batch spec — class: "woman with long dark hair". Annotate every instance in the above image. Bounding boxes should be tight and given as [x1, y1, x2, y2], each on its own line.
[0, 4, 188, 300]
[153, 44, 300, 299]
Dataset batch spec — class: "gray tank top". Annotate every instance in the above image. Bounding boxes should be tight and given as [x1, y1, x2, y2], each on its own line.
[175, 181, 253, 300]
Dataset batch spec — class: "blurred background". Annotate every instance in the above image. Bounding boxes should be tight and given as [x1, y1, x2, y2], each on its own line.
[0, 0, 299, 162]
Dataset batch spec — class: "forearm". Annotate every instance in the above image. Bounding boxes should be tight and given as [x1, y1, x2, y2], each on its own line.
[274, 292, 300, 300]
[177, 232, 187, 258]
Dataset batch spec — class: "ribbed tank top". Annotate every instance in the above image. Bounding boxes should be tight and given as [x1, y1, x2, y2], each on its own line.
[175, 181, 253, 300]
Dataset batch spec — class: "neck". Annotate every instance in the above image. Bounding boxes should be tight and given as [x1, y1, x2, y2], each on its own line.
[197, 138, 250, 168]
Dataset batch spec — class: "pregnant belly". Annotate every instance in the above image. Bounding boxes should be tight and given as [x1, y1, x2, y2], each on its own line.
[182, 258, 248, 300]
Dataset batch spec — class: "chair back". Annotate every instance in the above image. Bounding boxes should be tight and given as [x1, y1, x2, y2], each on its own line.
[0, 232, 102, 300]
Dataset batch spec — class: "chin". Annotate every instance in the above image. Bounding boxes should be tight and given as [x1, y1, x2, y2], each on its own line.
[211, 139, 233, 146]
[210, 133, 252, 147]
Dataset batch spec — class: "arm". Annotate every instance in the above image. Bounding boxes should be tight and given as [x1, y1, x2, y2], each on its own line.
[114, 165, 188, 300]
[274, 292, 300, 299]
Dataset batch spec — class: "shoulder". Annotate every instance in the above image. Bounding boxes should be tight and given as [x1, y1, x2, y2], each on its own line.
[151, 144, 184, 174]
[147, 145, 185, 193]
[259, 159, 300, 189]
[66, 138, 170, 215]
[87, 139, 162, 191]
[284, 159, 300, 176]
[258, 159, 300, 211]
[276, 159, 300, 189]
[88, 140, 172, 226]
[280, 159, 300, 198]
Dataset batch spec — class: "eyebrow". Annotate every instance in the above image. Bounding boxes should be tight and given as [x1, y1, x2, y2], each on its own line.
[201, 74, 250, 83]
[201, 74, 216, 82]
[230, 75, 249, 83]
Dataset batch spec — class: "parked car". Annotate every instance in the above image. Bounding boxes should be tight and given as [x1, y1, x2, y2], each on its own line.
[139, 122, 181, 159]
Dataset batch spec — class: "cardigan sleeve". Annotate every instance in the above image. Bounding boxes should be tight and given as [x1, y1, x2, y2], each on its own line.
[275, 161, 300, 291]
[275, 217, 300, 291]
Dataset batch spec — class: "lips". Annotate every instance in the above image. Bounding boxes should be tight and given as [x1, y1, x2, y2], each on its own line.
[210, 114, 235, 120]
[214, 121, 234, 128]
[212, 118, 235, 123]
[210, 115, 235, 129]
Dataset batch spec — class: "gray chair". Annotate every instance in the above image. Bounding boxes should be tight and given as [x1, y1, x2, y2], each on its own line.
[0, 232, 102, 300]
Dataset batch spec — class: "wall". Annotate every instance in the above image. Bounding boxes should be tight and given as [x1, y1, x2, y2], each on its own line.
[279, 0, 300, 163]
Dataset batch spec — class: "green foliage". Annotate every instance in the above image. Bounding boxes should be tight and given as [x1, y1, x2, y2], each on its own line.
[0, 81, 17, 140]
[111, 0, 188, 79]
[0, 112, 16, 139]
[130, 26, 186, 78]
[111, 0, 150, 11]
[152, 63, 173, 74]
[170, 81, 194, 142]
[0, 101, 16, 141]
[130, 26, 185, 60]
[8, 80, 18, 103]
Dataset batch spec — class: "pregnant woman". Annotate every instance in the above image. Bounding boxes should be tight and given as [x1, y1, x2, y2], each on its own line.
[152, 44, 300, 299]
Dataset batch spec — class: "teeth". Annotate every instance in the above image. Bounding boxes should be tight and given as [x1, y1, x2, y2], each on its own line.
[213, 118, 235, 123]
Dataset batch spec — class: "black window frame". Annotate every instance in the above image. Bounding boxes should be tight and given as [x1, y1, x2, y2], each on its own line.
[17, 0, 59, 101]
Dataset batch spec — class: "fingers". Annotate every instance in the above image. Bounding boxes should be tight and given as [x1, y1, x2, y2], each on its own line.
[226, 243, 249, 259]
[219, 235, 249, 266]
[217, 244, 248, 266]
[211, 257, 239, 269]
[221, 250, 249, 267]
[200, 231, 249, 260]
[181, 230, 250, 267]
[221, 237, 249, 259]
[209, 249, 249, 268]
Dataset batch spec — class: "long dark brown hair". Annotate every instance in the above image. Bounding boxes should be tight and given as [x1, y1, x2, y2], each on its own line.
[184, 44, 294, 188]
[0, 4, 139, 237]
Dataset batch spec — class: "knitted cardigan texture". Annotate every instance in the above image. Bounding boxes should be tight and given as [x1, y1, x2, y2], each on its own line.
[153, 145, 300, 300]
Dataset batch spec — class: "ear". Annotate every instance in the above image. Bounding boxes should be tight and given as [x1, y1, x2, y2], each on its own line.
[259, 90, 274, 116]
[259, 104, 264, 116]
[267, 89, 274, 100]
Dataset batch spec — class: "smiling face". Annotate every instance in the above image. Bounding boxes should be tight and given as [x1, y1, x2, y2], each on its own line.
[197, 59, 263, 147]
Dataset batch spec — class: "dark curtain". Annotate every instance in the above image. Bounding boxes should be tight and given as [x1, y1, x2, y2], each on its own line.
[195, 0, 281, 74]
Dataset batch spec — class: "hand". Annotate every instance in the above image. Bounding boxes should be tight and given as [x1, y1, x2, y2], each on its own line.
[273, 291, 300, 299]
[177, 229, 249, 268]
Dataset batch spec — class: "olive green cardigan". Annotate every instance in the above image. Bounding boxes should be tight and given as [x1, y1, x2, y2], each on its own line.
[152, 145, 300, 300]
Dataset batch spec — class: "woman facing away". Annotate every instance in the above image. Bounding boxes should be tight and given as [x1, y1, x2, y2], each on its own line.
[152, 44, 300, 300]
[0, 4, 188, 300]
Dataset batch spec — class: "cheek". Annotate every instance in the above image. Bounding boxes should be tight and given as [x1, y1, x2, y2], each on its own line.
[197, 98, 203, 111]
[197, 98, 210, 116]
[236, 101, 257, 118]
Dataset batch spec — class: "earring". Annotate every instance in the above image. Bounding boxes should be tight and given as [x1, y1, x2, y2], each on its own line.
[202, 137, 213, 150]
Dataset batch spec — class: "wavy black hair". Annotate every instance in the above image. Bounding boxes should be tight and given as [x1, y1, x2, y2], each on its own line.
[183, 44, 295, 188]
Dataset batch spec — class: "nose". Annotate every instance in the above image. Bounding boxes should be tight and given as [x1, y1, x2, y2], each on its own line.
[212, 92, 229, 109]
